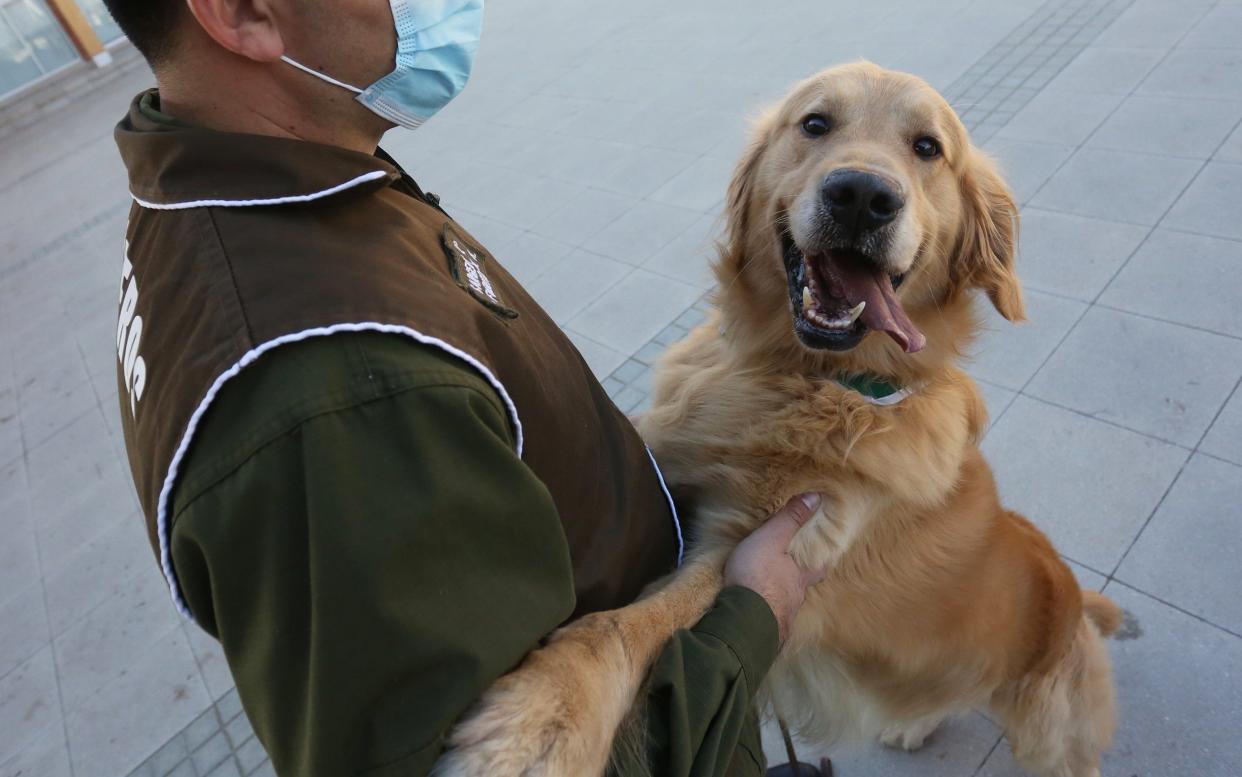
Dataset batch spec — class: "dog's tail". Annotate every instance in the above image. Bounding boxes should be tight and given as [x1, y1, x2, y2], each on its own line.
[1082, 590, 1123, 637]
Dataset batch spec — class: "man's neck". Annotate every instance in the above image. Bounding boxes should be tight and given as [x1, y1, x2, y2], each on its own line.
[158, 61, 387, 155]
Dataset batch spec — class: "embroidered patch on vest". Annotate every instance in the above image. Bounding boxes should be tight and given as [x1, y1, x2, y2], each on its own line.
[442, 224, 518, 319]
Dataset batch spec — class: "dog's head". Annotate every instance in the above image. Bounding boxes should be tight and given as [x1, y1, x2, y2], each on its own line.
[717, 62, 1023, 366]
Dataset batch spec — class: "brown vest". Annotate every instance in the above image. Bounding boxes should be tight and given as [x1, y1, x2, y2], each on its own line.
[113, 91, 681, 622]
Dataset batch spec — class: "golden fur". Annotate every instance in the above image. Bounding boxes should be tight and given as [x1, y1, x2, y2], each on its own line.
[435, 62, 1120, 777]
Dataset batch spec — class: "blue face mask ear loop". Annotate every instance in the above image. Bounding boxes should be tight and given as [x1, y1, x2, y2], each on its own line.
[280, 55, 366, 94]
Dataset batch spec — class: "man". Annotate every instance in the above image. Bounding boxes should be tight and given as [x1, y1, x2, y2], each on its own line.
[105, 1, 828, 774]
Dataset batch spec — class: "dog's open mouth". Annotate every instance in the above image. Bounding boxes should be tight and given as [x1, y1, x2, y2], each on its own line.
[782, 229, 926, 353]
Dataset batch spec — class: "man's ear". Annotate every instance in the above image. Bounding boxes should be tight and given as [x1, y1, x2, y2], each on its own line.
[184, 0, 285, 62]
[957, 150, 1025, 322]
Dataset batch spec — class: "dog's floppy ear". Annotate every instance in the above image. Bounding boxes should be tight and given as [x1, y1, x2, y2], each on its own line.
[956, 151, 1025, 322]
[721, 118, 770, 268]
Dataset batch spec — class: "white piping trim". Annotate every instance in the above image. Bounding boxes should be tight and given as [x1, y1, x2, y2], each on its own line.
[646, 447, 685, 567]
[157, 322, 524, 620]
[131, 170, 389, 211]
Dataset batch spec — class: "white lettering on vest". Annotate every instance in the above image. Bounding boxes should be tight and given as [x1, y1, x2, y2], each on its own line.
[451, 238, 500, 305]
[117, 240, 148, 418]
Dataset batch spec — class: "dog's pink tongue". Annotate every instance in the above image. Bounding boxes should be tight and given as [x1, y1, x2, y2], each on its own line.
[830, 257, 926, 353]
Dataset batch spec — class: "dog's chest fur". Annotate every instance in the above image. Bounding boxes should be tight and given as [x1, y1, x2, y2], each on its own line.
[641, 326, 983, 557]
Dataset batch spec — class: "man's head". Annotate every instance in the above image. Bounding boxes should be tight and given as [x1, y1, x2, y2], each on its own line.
[104, 0, 418, 147]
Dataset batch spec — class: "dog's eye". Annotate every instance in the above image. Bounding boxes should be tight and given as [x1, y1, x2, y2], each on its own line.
[913, 136, 942, 159]
[801, 114, 832, 137]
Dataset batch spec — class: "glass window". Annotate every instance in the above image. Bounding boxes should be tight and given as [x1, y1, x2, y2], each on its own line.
[0, 0, 78, 98]
[75, 0, 122, 44]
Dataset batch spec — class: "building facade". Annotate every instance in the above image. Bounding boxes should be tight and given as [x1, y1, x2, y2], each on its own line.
[1, 0, 124, 100]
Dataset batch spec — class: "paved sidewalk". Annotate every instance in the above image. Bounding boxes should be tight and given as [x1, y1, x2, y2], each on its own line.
[3, 0, 1241, 775]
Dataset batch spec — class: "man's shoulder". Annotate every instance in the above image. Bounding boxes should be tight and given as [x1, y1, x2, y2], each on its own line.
[175, 331, 507, 498]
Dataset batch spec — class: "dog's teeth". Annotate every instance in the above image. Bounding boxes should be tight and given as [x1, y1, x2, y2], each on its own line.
[802, 286, 813, 310]
[847, 301, 866, 325]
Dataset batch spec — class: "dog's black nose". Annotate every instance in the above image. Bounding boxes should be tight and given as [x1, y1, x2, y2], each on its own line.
[821, 169, 904, 233]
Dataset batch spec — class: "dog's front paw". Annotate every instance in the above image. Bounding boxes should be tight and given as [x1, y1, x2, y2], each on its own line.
[433, 615, 629, 777]
[879, 716, 942, 752]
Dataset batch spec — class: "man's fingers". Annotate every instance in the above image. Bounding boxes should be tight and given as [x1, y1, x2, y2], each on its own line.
[784, 492, 822, 527]
[757, 492, 822, 546]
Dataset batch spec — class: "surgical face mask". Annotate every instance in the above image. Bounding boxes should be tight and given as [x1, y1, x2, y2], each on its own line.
[282, 0, 484, 129]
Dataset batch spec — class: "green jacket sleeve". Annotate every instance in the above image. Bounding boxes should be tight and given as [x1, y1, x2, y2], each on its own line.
[620, 587, 778, 777]
[167, 333, 776, 777]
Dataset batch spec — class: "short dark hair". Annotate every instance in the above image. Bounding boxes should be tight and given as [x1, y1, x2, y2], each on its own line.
[102, 0, 183, 66]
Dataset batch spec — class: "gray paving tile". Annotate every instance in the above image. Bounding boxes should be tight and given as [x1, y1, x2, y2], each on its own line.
[224, 711, 254, 749]
[216, 687, 243, 725]
[24, 407, 120, 515]
[0, 724, 71, 777]
[585, 200, 703, 266]
[16, 362, 98, 452]
[564, 329, 626, 380]
[977, 380, 1018, 432]
[1087, 95, 1242, 159]
[0, 389, 19, 469]
[968, 290, 1087, 390]
[649, 154, 732, 214]
[1116, 454, 1242, 633]
[1178, 4, 1242, 50]
[996, 90, 1123, 147]
[248, 759, 276, 777]
[1065, 558, 1108, 592]
[65, 627, 210, 777]
[529, 187, 635, 247]
[0, 646, 60, 765]
[142, 733, 189, 777]
[1044, 46, 1165, 95]
[449, 212, 523, 256]
[1094, 0, 1209, 49]
[1201, 387, 1242, 465]
[522, 250, 631, 325]
[234, 734, 267, 774]
[183, 708, 221, 752]
[982, 396, 1187, 572]
[193, 731, 232, 774]
[982, 139, 1076, 204]
[1138, 47, 1242, 101]
[0, 583, 49, 684]
[568, 269, 702, 355]
[1100, 228, 1242, 337]
[35, 471, 138, 576]
[1029, 148, 1202, 225]
[1027, 307, 1242, 447]
[1163, 161, 1242, 241]
[454, 172, 585, 232]
[492, 231, 575, 287]
[55, 565, 181, 709]
[0, 501, 37, 627]
[205, 756, 243, 777]
[1016, 208, 1148, 301]
[641, 211, 722, 291]
[42, 513, 152, 637]
[165, 759, 195, 777]
[1217, 121, 1242, 163]
[1069, 584, 1240, 775]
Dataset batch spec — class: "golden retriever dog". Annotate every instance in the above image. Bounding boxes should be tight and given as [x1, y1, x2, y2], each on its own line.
[434, 62, 1122, 777]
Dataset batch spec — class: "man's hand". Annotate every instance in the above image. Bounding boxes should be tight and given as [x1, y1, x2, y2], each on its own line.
[724, 493, 828, 647]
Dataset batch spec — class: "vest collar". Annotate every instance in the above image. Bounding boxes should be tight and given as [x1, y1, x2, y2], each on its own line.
[834, 371, 918, 406]
[115, 89, 401, 210]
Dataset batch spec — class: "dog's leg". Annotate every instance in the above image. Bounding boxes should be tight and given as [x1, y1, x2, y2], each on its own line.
[992, 619, 1116, 777]
[878, 714, 945, 752]
[432, 549, 729, 777]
